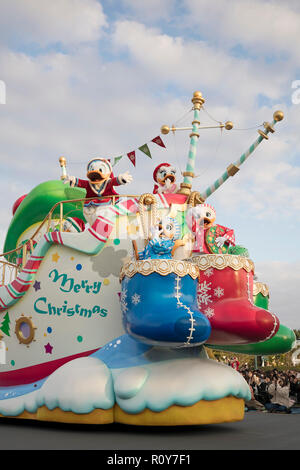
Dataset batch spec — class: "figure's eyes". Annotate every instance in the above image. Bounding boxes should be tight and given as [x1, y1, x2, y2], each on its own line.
[99, 164, 110, 174]
[206, 212, 211, 217]
[170, 170, 176, 175]
[166, 224, 173, 231]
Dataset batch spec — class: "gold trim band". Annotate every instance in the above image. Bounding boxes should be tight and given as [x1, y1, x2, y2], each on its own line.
[253, 282, 269, 297]
[120, 259, 199, 281]
[190, 254, 255, 273]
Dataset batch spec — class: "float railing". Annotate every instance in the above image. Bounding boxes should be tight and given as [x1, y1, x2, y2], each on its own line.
[0, 194, 141, 271]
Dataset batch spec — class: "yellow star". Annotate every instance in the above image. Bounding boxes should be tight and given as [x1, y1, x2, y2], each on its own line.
[52, 252, 60, 262]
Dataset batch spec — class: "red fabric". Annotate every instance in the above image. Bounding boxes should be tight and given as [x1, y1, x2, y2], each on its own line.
[197, 267, 280, 345]
[75, 178, 121, 203]
[230, 359, 240, 370]
[153, 183, 159, 194]
[0, 348, 99, 386]
[152, 136, 166, 148]
[127, 151, 136, 166]
[12, 194, 27, 215]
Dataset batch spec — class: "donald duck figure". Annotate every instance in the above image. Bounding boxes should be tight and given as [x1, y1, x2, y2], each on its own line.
[63, 158, 132, 226]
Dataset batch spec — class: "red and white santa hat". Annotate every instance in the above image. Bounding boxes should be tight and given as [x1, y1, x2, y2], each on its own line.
[87, 158, 113, 176]
[153, 163, 172, 182]
[65, 217, 85, 232]
[200, 203, 216, 217]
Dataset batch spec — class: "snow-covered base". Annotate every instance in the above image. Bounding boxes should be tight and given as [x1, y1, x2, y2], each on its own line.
[0, 336, 251, 426]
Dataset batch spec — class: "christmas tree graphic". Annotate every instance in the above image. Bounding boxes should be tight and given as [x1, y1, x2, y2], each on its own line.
[0, 312, 10, 337]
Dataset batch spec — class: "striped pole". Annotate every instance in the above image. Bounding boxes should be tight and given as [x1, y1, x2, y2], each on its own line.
[178, 91, 205, 196]
[0, 197, 142, 312]
[200, 111, 284, 200]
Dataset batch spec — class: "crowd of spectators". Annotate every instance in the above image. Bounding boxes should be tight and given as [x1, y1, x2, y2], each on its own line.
[236, 363, 300, 414]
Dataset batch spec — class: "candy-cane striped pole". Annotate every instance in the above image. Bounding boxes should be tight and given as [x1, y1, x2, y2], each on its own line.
[0, 197, 142, 312]
[178, 91, 205, 196]
[200, 111, 284, 200]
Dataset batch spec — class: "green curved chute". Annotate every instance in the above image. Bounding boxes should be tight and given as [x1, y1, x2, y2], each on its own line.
[206, 324, 296, 356]
[3, 180, 86, 262]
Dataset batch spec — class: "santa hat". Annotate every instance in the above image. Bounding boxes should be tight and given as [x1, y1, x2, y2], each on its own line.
[65, 217, 85, 232]
[153, 163, 172, 182]
[87, 158, 113, 175]
[200, 203, 216, 216]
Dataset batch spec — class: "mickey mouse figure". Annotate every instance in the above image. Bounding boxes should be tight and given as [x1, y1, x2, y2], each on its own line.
[63, 158, 132, 226]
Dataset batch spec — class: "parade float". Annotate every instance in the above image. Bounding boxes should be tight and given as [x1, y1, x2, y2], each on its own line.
[0, 91, 296, 426]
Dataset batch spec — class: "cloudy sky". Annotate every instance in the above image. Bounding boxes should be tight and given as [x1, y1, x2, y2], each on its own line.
[0, 0, 299, 328]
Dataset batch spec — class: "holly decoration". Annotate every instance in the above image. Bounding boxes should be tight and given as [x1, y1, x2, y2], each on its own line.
[206, 226, 230, 254]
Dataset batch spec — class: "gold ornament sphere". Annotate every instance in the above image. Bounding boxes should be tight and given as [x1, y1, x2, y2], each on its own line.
[193, 91, 202, 99]
[59, 156, 66, 166]
[161, 125, 170, 135]
[273, 110, 284, 122]
[143, 194, 156, 206]
[225, 121, 233, 130]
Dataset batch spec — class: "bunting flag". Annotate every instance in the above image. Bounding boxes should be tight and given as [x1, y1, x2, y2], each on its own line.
[151, 135, 166, 148]
[127, 151, 136, 167]
[112, 156, 123, 167]
[138, 143, 152, 159]
[112, 134, 166, 167]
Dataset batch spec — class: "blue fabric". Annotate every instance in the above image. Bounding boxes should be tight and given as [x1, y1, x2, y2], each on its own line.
[138, 237, 174, 260]
[121, 271, 211, 347]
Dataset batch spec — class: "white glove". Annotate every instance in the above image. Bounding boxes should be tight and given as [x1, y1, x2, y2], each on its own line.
[215, 236, 227, 248]
[63, 175, 76, 186]
[150, 225, 162, 240]
[164, 178, 172, 189]
[119, 171, 132, 184]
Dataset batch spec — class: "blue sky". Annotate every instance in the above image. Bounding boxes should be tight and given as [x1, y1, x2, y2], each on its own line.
[0, 0, 300, 327]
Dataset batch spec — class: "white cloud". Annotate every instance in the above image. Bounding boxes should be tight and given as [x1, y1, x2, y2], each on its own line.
[184, 0, 300, 62]
[112, 19, 290, 108]
[0, 0, 107, 47]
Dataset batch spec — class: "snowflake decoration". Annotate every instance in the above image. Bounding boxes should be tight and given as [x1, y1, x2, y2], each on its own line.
[131, 293, 141, 305]
[120, 288, 128, 313]
[204, 268, 214, 278]
[204, 307, 215, 318]
[197, 280, 212, 307]
[214, 286, 224, 298]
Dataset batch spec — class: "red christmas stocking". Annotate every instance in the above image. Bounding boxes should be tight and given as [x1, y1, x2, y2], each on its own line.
[192, 254, 280, 345]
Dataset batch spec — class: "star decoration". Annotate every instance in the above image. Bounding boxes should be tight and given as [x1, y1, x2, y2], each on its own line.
[44, 342, 53, 354]
[52, 252, 60, 262]
[33, 280, 41, 291]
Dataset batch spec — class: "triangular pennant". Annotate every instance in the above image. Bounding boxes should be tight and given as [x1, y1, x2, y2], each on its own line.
[138, 143, 152, 159]
[151, 135, 166, 148]
[113, 156, 123, 167]
[127, 151, 136, 166]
